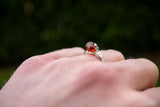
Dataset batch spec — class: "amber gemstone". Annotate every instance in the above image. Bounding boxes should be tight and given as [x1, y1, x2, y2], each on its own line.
[86, 42, 97, 52]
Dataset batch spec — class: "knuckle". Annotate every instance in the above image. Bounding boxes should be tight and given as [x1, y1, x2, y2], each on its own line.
[108, 49, 125, 60]
[138, 58, 155, 65]
[52, 57, 74, 70]
[23, 56, 42, 66]
[80, 63, 116, 83]
[54, 57, 69, 66]
[138, 58, 158, 71]
[138, 58, 151, 62]
[49, 52, 62, 60]
[17, 55, 44, 72]
[138, 58, 159, 77]
[113, 63, 126, 73]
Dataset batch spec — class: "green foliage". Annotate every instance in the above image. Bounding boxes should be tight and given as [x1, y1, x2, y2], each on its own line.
[0, 0, 160, 64]
[0, 67, 16, 89]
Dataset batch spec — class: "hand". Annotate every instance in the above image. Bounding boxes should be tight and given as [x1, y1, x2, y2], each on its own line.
[0, 47, 159, 107]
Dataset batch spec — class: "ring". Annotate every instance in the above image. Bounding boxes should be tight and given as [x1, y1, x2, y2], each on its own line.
[85, 41, 104, 62]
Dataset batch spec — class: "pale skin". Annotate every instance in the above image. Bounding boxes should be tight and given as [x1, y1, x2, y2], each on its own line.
[0, 47, 159, 107]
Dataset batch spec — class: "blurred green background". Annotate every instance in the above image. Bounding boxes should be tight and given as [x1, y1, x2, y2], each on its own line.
[0, 0, 160, 89]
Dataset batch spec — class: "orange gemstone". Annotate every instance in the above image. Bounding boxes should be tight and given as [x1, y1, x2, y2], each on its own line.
[86, 42, 97, 52]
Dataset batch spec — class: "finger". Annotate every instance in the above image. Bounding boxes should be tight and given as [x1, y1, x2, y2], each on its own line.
[143, 87, 160, 106]
[113, 58, 159, 91]
[44, 47, 85, 60]
[17, 47, 84, 71]
[81, 49, 125, 62]
[101, 49, 125, 62]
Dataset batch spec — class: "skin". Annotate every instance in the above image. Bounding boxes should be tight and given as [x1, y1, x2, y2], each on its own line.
[0, 47, 159, 107]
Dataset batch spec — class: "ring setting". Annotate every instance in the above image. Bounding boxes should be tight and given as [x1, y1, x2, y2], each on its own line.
[85, 41, 104, 62]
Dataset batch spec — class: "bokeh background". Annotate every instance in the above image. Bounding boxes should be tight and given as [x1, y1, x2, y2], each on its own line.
[0, 0, 160, 89]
